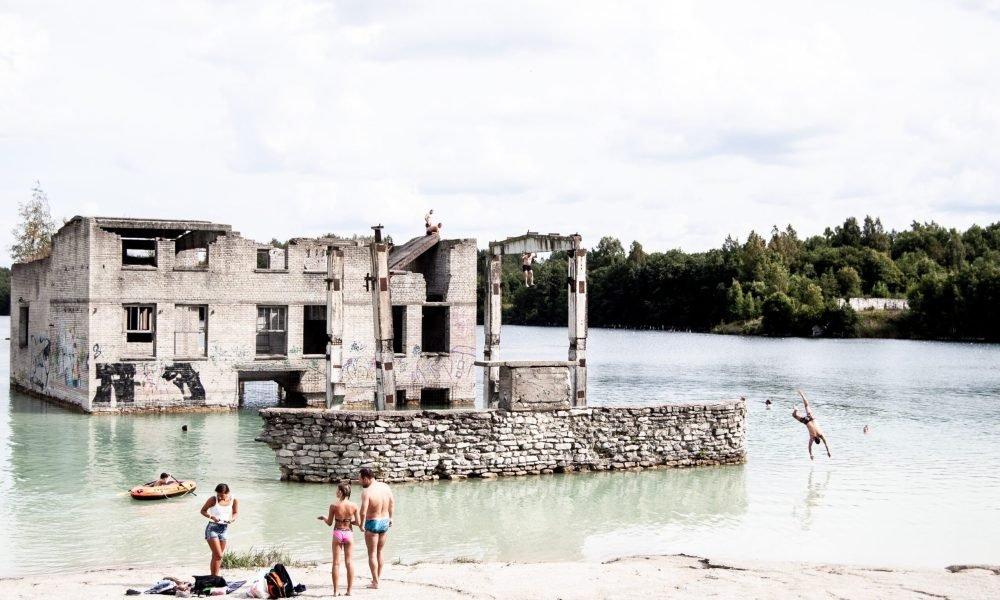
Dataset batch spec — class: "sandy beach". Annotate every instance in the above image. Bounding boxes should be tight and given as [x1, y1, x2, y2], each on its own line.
[1, 555, 997, 599]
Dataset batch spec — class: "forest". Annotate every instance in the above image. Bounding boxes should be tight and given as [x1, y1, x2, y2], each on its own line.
[482, 217, 1000, 341]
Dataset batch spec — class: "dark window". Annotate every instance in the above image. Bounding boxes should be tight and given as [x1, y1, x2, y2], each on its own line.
[124, 305, 155, 343]
[122, 238, 157, 266]
[421, 305, 449, 352]
[18, 306, 29, 347]
[395, 389, 407, 407]
[303, 305, 327, 355]
[420, 388, 450, 409]
[257, 249, 270, 269]
[174, 305, 207, 356]
[392, 305, 405, 354]
[256, 306, 287, 355]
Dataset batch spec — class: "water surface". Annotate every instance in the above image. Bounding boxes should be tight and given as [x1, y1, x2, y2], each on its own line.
[1, 318, 998, 576]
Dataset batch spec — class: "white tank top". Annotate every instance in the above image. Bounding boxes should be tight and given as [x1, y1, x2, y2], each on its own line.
[208, 496, 235, 522]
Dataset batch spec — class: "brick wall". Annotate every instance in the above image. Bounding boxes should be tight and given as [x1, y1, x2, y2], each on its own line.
[11, 218, 478, 412]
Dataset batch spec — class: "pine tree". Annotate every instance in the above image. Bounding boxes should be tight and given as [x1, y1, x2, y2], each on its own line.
[10, 181, 57, 263]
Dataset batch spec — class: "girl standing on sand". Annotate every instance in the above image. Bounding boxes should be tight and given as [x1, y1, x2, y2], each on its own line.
[318, 482, 361, 596]
[200, 483, 238, 577]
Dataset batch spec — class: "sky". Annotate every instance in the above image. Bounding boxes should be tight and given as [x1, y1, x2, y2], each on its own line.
[2, 0, 1000, 267]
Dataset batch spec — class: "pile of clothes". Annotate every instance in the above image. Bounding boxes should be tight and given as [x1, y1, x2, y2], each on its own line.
[125, 575, 246, 597]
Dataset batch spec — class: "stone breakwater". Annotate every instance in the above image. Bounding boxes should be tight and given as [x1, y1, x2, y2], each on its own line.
[257, 400, 746, 483]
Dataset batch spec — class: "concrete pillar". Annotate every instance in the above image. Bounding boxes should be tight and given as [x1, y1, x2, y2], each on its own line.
[325, 247, 346, 408]
[369, 230, 395, 411]
[483, 253, 502, 408]
[568, 240, 588, 407]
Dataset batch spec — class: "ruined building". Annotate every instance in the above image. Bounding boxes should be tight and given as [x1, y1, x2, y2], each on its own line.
[9, 217, 477, 412]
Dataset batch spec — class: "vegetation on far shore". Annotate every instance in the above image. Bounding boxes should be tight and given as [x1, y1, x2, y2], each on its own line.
[482, 216, 1000, 342]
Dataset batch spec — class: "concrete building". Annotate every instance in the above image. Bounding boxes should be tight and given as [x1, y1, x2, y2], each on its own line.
[10, 217, 477, 412]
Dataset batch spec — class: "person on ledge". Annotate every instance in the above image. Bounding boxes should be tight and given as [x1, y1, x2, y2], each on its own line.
[521, 252, 535, 287]
[425, 209, 442, 235]
[792, 390, 831, 460]
[358, 468, 395, 590]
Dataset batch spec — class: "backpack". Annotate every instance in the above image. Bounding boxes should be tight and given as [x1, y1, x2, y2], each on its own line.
[192, 574, 227, 596]
[264, 563, 296, 598]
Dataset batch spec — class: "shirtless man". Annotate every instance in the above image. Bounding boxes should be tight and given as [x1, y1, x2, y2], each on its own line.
[358, 467, 395, 589]
[521, 252, 535, 287]
[424, 209, 441, 235]
[792, 390, 831, 460]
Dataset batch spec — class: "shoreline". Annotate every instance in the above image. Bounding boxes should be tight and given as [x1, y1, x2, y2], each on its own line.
[1, 555, 997, 599]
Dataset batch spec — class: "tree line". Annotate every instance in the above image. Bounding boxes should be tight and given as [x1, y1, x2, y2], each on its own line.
[481, 217, 1000, 341]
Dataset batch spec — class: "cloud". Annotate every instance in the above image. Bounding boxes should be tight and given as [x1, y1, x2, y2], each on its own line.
[2, 0, 1000, 266]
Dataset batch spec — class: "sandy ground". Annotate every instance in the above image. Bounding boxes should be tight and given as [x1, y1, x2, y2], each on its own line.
[0, 555, 997, 599]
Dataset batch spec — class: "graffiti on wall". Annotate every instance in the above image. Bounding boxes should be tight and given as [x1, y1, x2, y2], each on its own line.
[162, 363, 206, 401]
[28, 335, 51, 390]
[340, 343, 476, 386]
[53, 331, 88, 388]
[93, 363, 136, 403]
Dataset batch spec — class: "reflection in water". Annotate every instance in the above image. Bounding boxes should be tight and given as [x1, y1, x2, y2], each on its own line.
[793, 469, 831, 531]
[392, 465, 748, 563]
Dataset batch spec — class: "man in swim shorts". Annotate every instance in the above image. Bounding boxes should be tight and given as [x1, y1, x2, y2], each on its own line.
[358, 467, 395, 589]
[521, 252, 535, 287]
[792, 389, 831, 460]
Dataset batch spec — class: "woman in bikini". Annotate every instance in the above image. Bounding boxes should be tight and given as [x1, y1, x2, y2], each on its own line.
[792, 389, 832, 460]
[318, 482, 361, 596]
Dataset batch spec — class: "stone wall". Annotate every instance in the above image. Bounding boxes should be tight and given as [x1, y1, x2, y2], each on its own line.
[256, 400, 746, 483]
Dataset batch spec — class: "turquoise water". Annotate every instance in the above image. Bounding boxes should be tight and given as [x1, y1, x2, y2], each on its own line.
[1, 317, 999, 576]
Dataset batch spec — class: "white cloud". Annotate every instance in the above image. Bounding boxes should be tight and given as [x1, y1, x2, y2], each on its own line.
[2, 0, 1000, 266]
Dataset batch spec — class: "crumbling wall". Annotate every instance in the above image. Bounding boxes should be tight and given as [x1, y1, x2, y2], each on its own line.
[257, 400, 747, 483]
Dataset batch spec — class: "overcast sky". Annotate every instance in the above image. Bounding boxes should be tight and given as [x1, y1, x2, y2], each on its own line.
[3, 0, 1000, 267]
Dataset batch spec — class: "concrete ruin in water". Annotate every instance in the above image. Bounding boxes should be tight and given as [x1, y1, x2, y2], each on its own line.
[9, 217, 480, 411]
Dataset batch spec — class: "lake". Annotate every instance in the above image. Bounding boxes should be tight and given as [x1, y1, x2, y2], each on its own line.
[1, 316, 999, 576]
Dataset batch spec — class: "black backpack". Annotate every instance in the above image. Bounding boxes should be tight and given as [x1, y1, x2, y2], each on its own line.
[192, 574, 227, 595]
[264, 563, 296, 598]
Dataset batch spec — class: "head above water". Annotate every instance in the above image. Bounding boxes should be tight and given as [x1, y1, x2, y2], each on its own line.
[337, 482, 351, 499]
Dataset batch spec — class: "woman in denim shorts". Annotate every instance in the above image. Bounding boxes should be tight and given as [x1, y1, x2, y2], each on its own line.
[199, 483, 239, 576]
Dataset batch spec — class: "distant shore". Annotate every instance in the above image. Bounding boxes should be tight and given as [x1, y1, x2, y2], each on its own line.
[1, 555, 997, 599]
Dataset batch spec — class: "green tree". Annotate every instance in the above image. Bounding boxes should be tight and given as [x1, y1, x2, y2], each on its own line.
[10, 181, 57, 263]
[0, 267, 10, 316]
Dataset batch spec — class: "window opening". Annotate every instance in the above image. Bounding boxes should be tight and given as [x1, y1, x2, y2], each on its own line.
[421, 305, 449, 352]
[256, 306, 287, 355]
[125, 305, 155, 343]
[175, 305, 207, 356]
[18, 306, 29, 347]
[395, 389, 407, 408]
[392, 305, 405, 354]
[303, 305, 327, 355]
[420, 388, 450, 409]
[257, 247, 287, 269]
[122, 238, 157, 266]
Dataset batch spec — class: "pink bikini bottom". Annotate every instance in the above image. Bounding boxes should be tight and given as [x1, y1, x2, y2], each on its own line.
[333, 528, 352, 544]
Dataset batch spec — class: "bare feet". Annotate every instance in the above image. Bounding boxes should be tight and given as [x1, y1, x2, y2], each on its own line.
[366, 582, 379, 589]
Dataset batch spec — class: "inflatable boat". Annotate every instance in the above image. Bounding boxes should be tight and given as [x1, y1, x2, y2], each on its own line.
[129, 480, 197, 500]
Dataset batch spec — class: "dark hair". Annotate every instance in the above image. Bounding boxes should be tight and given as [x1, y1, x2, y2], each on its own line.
[215, 483, 230, 494]
[359, 467, 375, 480]
[337, 482, 351, 499]
[160, 472, 170, 479]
